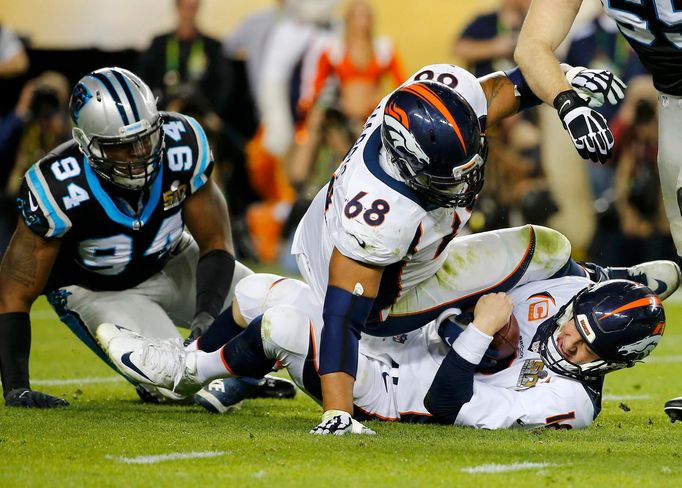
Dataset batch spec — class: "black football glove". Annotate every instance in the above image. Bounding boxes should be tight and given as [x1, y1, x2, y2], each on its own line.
[5, 388, 69, 408]
[185, 311, 215, 345]
[554, 90, 614, 164]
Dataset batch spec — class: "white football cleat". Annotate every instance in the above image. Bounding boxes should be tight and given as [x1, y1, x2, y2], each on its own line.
[584, 260, 681, 300]
[96, 323, 202, 396]
[620, 260, 681, 301]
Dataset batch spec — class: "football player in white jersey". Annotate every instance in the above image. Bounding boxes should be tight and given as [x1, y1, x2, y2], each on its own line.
[287, 62, 635, 433]
[96, 62, 633, 428]
[96, 249, 674, 430]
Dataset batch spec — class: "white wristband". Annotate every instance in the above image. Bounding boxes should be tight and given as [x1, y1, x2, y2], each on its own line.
[452, 323, 494, 366]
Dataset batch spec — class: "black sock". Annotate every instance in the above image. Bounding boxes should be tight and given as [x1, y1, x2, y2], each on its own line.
[197, 306, 245, 352]
[221, 316, 276, 378]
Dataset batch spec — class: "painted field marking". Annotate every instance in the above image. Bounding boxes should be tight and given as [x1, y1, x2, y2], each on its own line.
[461, 462, 557, 474]
[106, 451, 229, 465]
[32, 376, 125, 386]
[645, 355, 682, 364]
[603, 394, 650, 401]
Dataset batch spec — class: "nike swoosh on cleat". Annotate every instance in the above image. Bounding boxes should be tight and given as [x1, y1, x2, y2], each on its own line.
[121, 352, 152, 382]
[654, 279, 668, 296]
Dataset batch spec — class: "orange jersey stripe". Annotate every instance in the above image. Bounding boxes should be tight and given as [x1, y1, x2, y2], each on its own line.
[598, 296, 662, 321]
[402, 83, 467, 151]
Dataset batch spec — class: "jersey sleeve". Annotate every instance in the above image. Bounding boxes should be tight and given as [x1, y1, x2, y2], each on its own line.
[17, 165, 72, 239]
[455, 377, 596, 429]
[168, 113, 215, 195]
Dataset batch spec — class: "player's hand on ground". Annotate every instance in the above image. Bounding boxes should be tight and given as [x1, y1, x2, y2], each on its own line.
[554, 90, 614, 164]
[186, 311, 214, 344]
[310, 410, 376, 435]
[472, 293, 513, 336]
[4, 388, 69, 408]
[565, 65, 626, 108]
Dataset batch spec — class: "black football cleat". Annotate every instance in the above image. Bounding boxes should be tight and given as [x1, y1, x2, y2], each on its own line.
[664, 397, 682, 423]
[248, 375, 297, 399]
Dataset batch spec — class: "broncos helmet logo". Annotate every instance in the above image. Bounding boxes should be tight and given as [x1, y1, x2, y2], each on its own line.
[383, 104, 430, 168]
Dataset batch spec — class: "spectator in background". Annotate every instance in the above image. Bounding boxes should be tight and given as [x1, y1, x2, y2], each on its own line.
[452, 0, 530, 77]
[222, 0, 285, 112]
[242, 0, 339, 263]
[0, 72, 70, 256]
[303, 0, 406, 133]
[138, 0, 228, 113]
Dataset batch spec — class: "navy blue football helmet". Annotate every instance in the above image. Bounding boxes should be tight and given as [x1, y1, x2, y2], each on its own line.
[381, 80, 487, 208]
[535, 280, 665, 380]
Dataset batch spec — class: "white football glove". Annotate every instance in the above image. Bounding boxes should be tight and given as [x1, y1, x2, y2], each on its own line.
[309, 409, 376, 436]
[554, 90, 614, 164]
[564, 65, 626, 108]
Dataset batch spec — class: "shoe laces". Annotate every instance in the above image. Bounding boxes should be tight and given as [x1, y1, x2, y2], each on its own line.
[138, 338, 186, 390]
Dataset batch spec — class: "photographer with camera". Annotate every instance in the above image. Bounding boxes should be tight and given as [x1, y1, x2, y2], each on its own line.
[0, 72, 71, 255]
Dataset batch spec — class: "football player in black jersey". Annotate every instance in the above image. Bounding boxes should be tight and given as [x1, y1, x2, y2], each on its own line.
[0, 67, 293, 409]
[514, 0, 682, 421]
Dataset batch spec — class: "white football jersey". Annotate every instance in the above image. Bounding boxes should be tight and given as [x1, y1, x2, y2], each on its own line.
[376, 276, 600, 429]
[292, 64, 487, 308]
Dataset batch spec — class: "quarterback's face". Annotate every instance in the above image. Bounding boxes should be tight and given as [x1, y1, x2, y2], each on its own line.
[556, 319, 599, 365]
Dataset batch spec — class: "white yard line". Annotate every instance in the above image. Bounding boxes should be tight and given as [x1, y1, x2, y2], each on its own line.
[645, 355, 682, 364]
[603, 394, 650, 401]
[106, 451, 228, 464]
[32, 376, 125, 386]
[461, 462, 557, 474]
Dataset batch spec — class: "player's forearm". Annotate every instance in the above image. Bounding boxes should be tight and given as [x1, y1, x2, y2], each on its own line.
[0, 312, 32, 392]
[514, 44, 572, 105]
[478, 72, 521, 126]
[321, 372, 355, 413]
[514, 0, 583, 105]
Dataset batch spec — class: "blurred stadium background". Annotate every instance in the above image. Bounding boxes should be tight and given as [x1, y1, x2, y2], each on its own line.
[4, 0, 673, 271]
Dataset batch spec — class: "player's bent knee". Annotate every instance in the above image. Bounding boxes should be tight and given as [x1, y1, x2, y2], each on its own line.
[260, 305, 311, 360]
[234, 273, 286, 323]
[529, 225, 572, 266]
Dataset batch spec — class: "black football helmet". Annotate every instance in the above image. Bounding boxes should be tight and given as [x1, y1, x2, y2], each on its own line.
[380, 80, 487, 208]
[534, 280, 666, 381]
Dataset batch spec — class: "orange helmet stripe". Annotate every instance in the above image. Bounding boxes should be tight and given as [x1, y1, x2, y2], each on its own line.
[385, 99, 410, 129]
[597, 295, 662, 321]
[402, 83, 467, 152]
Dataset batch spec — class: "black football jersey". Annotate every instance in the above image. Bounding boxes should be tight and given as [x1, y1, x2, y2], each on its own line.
[16, 112, 213, 292]
[602, 0, 682, 95]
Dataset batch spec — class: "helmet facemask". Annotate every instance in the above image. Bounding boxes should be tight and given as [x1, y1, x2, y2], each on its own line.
[396, 147, 486, 208]
[76, 116, 164, 191]
[538, 298, 632, 381]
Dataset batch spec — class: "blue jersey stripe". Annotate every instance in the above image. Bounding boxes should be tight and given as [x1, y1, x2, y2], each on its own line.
[111, 70, 140, 122]
[186, 116, 210, 191]
[83, 161, 163, 229]
[89, 72, 130, 126]
[26, 165, 67, 237]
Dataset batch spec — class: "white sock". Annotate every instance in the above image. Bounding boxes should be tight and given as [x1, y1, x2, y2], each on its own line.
[195, 347, 234, 383]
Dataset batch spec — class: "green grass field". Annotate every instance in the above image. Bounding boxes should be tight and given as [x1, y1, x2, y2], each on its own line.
[1, 296, 681, 487]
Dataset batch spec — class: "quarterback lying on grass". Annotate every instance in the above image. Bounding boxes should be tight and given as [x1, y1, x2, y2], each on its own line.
[97, 227, 680, 431]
